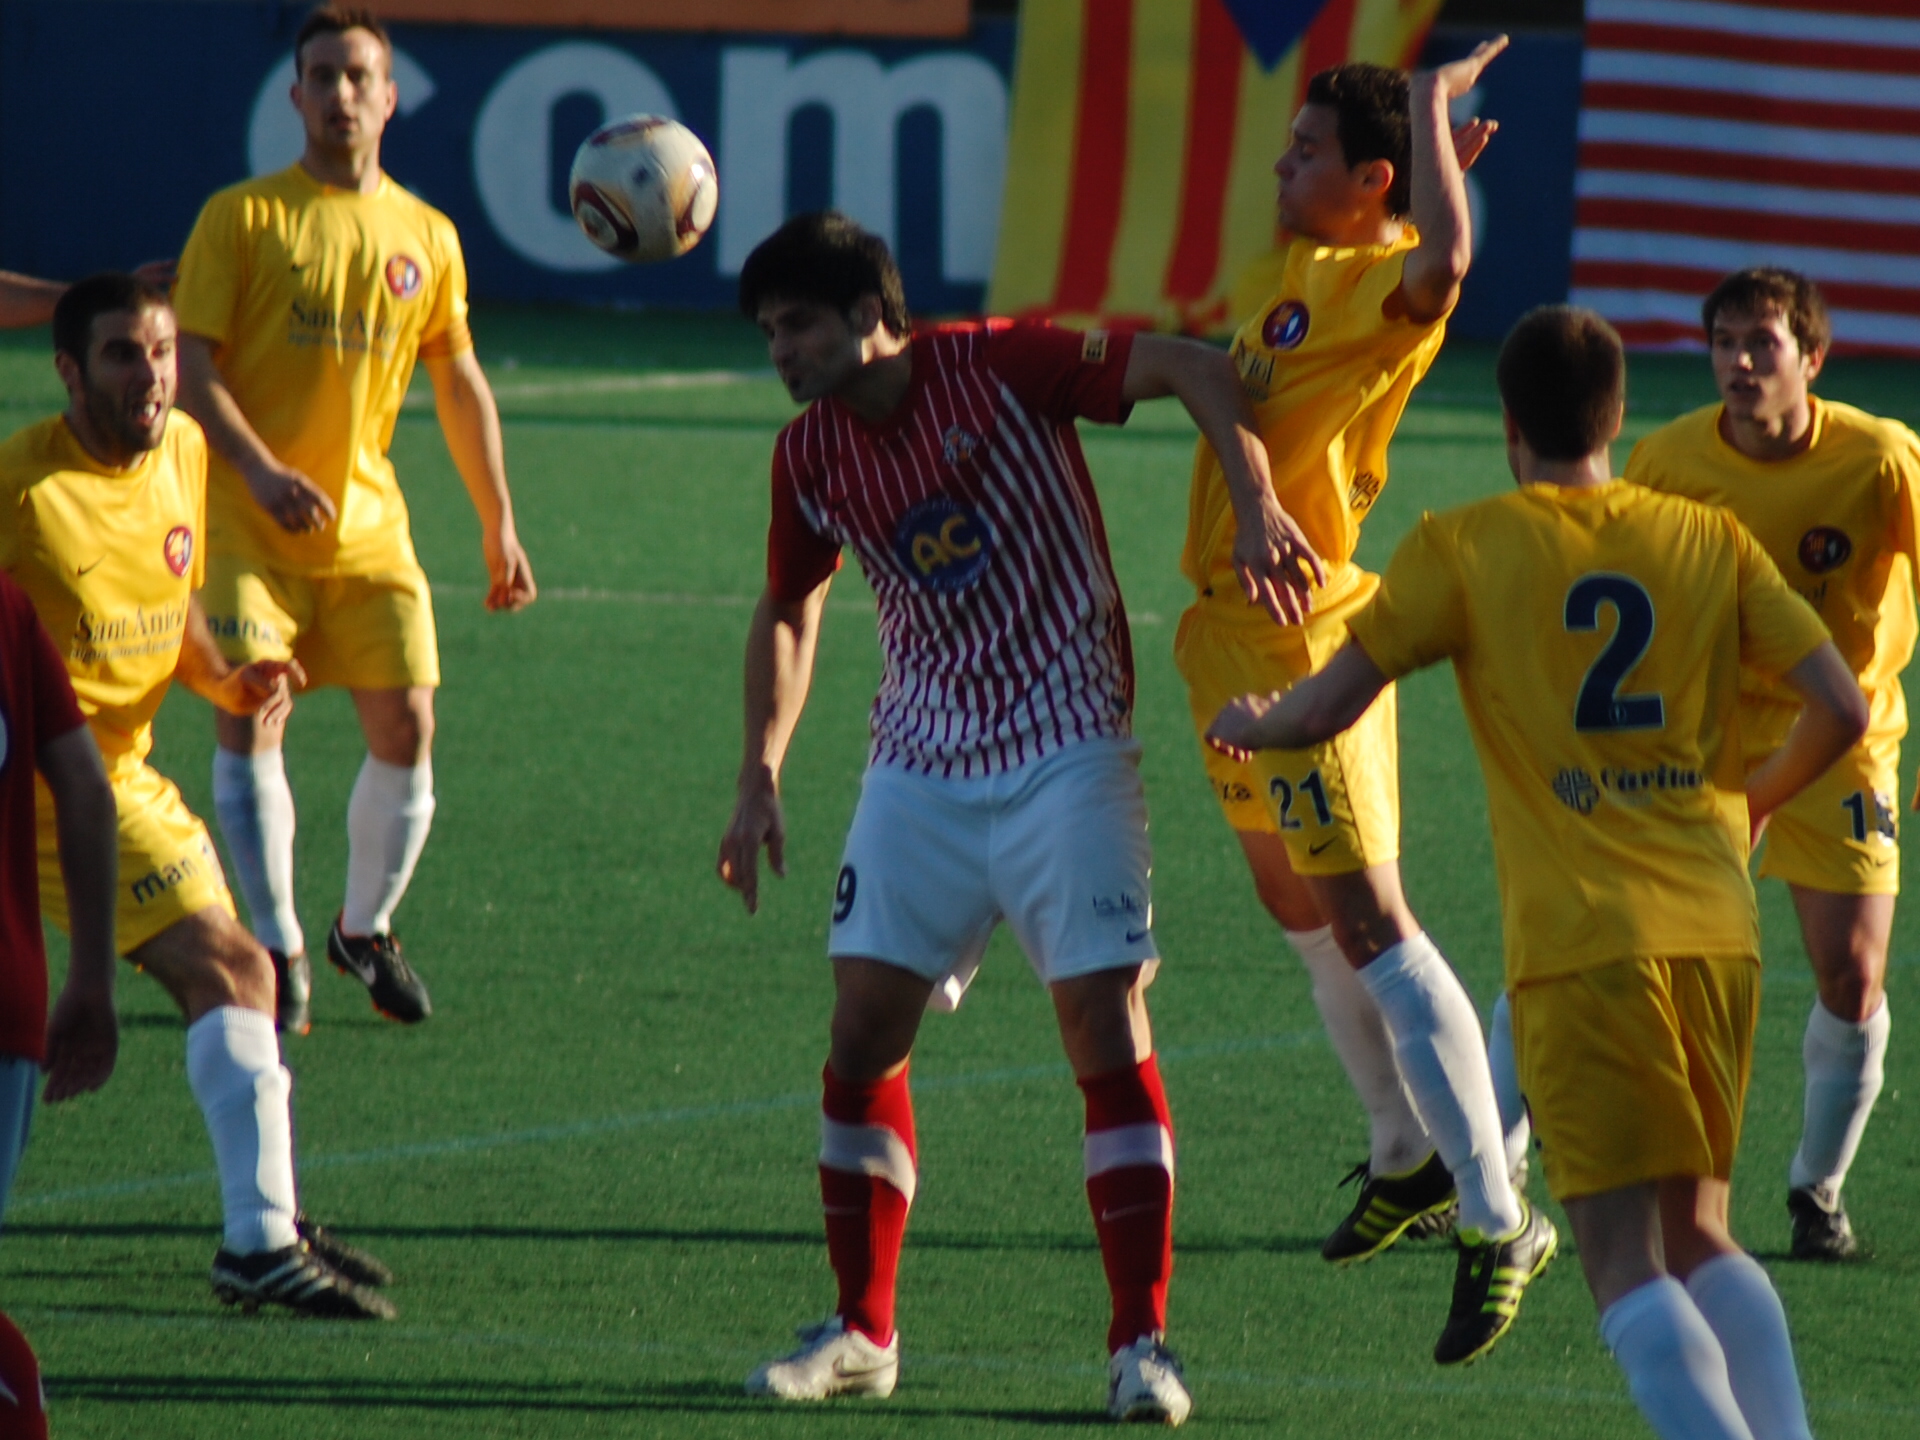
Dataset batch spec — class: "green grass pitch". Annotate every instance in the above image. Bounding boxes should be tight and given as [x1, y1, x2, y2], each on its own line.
[2, 308, 1918, 1437]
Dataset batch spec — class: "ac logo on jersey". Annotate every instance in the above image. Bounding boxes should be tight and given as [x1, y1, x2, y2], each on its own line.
[1262, 300, 1310, 351]
[1798, 527, 1852, 574]
[385, 255, 423, 300]
[164, 525, 193, 578]
[942, 425, 980, 467]
[893, 496, 991, 592]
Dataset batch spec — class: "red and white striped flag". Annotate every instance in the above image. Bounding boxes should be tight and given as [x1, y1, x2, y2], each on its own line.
[1570, 0, 1920, 355]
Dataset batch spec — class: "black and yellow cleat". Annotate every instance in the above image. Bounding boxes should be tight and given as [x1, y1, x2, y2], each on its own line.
[1434, 1199, 1557, 1366]
[1321, 1151, 1457, 1265]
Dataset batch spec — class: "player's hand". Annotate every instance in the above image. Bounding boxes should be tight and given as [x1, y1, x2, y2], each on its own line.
[1205, 692, 1282, 763]
[247, 462, 337, 535]
[1427, 34, 1508, 102]
[132, 258, 178, 291]
[218, 658, 306, 722]
[483, 525, 537, 612]
[717, 768, 785, 914]
[1451, 116, 1499, 173]
[1232, 494, 1325, 627]
[41, 977, 118, 1103]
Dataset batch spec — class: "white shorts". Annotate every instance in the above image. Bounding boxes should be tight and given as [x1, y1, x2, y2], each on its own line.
[830, 737, 1159, 1010]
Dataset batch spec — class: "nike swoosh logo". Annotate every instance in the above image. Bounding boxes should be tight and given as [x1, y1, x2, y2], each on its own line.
[1308, 840, 1336, 856]
[75, 558, 104, 576]
[1100, 1203, 1163, 1222]
[833, 1356, 886, 1377]
[1125, 928, 1150, 943]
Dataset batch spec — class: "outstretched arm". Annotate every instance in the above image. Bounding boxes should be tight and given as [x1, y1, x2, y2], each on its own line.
[37, 724, 118, 1102]
[1123, 334, 1324, 625]
[1402, 36, 1508, 324]
[0, 272, 66, 329]
[1205, 640, 1390, 758]
[173, 594, 306, 721]
[1748, 642, 1870, 826]
[176, 334, 338, 535]
[717, 579, 831, 913]
[424, 351, 536, 613]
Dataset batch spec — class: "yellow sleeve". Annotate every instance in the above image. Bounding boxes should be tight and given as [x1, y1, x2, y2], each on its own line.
[417, 216, 473, 361]
[1885, 422, 1920, 581]
[1733, 516, 1830, 678]
[1622, 434, 1654, 487]
[171, 191, 246, 347]
[1346, 512, 1470, 678]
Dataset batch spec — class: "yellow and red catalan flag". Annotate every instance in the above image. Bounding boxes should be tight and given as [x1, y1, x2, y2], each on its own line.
[988, 0, 1443, 335]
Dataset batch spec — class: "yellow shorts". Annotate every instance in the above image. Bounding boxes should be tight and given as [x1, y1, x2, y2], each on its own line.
[1756, 728, 1900, 896]
[36, 761, 236, 957]
[1511, 955, 1758, 1203]
[201, 552, 440, 691]
[1173, 589, 1399, 876]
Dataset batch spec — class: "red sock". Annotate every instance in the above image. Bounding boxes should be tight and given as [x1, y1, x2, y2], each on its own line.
[0, 1312, 47, 1440]
[1080, 1055, 1175, 1353]
[820, 1063, 917, 1346]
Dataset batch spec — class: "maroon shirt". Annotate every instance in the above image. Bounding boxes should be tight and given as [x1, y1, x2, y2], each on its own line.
[0, 569, 87, 1063]
[769, 321, 1137, 777]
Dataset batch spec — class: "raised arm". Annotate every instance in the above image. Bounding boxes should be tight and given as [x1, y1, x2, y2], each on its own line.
[175, 333, 338, 535]
[173, 593, 306, 721]
[0, 272, 66, 329]
[1402, 36, 1507, 324]
[1122, 334, 1324, 624]
[716, 578, 831, 913]
[37, 724, 118, 1102]
[423, 351, 536, 613]
[1205, 639, 1391, 758]
[1747, 642, 1870, 826]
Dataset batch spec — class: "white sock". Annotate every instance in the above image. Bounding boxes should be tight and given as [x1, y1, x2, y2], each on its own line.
[1286, 926, 1430, 1174]
[1789, 996, 1888, 1199]
[1600, 1277, 1755, 1440]
[1355, 933, 1520, 1238]
[212, 747, 303, 957]
[185, 1007, 299, 1254]
[1487, 991, 1533, 1178]
[343, 755, 435, 936]
[1686, 1253, 1814, 1440]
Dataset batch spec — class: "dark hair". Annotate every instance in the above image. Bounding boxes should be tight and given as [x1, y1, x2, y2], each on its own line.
[53, 273, 172, 373]
[1496, 306, 1626, 462]
[296, 6, 392, 79]
[1701, 267, 1831, 357]
[737, 211, 910, 337]
[1305, 63, 1413, 217]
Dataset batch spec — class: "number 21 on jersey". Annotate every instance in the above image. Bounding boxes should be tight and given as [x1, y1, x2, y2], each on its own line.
[1565, 573, 1665, 733]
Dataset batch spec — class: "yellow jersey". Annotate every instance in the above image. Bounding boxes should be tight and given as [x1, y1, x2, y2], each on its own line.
[0, 412, 207, 772]
[1183, 230, 1448, 617]
[1348, 481, 1830, 985]
[1627, 398, 1920, 753]
[172, 164, 473, 578]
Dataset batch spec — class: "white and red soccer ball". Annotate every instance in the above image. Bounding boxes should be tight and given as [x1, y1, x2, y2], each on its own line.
[568, 115, 718, 265]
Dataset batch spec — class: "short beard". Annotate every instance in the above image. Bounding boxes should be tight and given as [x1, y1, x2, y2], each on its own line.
[81, 381, 163, 461]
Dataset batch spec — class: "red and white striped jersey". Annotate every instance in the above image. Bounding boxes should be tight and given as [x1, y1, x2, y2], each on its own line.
[767, 321, 1138, 777]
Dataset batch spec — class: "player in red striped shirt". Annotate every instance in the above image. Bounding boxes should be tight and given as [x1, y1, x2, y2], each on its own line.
[717, 212, 1314, 1425]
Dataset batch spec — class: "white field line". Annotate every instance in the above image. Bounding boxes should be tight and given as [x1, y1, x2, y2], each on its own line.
[402, 368, 772, 410]
[432, 582, 1165, 625]
[8, 1030, 1316, 1212]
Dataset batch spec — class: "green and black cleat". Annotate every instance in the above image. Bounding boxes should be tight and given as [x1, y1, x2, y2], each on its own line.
[1322, 1151, 1457, 1265]
[1433, 1199, 1557, 1366]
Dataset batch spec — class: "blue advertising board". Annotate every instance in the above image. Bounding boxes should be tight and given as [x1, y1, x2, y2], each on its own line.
[0, 0, 1014, 314]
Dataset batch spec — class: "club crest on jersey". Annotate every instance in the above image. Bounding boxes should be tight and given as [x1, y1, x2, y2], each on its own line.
[893, 496, 991, 592]
[385, 255, 423, 300]
[942, 425, 980, 467]
[163, 525, 193, 578]
[1262, 300, 1309, 351]
[1798, 527, 1852, 574]
[1551, 766, 1599, 815]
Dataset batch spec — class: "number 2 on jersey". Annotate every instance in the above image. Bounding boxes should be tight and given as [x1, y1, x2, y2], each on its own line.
[1565, 574, 1666, 733]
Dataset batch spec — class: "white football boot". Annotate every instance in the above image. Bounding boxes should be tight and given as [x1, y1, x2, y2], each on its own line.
[1107, 1334, 1192, 1425]
[745, 1315, 899, 1400]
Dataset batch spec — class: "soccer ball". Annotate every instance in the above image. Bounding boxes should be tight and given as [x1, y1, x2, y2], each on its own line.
[569, 115, 718, 264]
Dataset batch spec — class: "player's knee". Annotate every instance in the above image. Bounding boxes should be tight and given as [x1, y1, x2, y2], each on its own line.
[210, 925, 276, 1014]
[1818, 967, 1881, 1023]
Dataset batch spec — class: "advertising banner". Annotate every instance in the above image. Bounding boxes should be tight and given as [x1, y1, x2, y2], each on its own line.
[0, 1, 1012, 314]
[373, 0, 971, 38]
